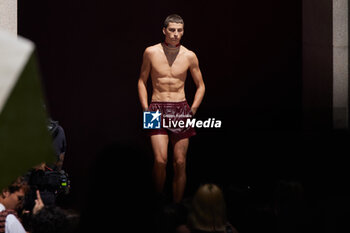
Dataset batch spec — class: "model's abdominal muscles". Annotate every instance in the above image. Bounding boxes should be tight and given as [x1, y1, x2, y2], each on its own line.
[151, 76, 186, 102]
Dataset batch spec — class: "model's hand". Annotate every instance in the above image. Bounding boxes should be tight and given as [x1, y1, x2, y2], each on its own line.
[191, 107, 197, 116]
[33, 190, 44, 215]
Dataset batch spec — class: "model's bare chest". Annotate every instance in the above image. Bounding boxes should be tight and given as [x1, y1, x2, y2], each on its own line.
[151, 52, 189, 77]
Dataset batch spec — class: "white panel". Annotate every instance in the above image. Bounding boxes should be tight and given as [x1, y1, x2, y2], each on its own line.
[0, 30, 34, 113]
[0, 0, 17, 34]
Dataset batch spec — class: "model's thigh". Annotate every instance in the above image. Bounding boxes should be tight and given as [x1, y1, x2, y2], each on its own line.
[171, 137, 189, 163]
[151, 134, 169, 163]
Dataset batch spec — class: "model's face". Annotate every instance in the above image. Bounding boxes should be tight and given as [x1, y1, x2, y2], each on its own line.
[2, 189, 25, 210]
[163, 22, 184, 45]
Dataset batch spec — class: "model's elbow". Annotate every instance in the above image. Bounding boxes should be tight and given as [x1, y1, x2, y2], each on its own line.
[200, 83, 206, 95]
[138, 78, 146, 89]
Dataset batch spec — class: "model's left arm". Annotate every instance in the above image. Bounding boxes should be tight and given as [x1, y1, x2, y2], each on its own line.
[189, 51, 205, 115]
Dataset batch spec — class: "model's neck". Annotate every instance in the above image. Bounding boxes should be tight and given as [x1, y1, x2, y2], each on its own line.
[163, 40, 180, 48]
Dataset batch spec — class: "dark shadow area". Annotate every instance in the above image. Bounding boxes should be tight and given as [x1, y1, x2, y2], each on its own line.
[15, 0, 350, 232]
[79, 143, 155, 232]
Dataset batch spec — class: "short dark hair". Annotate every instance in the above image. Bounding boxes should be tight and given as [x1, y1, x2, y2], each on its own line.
[31, 206, 68, 233]
[2, 176, 29, 196]
[163, 14, 184, 28]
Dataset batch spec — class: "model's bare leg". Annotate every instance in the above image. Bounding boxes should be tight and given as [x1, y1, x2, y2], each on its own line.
[151, 134, 169, 194]
[171, 137, 189, 203]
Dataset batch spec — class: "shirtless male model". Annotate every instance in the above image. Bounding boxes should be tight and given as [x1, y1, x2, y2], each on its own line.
[138, 14, 205, 203]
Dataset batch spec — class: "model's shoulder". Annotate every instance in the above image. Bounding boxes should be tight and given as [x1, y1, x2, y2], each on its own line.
[145, 44, 162, 54]
[182, 46, 196, 57]
[183, 47, 197, 62]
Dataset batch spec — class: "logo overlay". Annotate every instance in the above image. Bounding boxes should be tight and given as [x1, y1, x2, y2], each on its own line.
[143, 111, 221, 129]
[143, 110, 161, 129]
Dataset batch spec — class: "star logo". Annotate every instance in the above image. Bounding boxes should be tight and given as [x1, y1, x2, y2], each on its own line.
[150, 110, 161, 122]
[143, 110, 162, 129]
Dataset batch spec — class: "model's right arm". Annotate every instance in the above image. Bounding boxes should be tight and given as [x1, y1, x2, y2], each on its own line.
[138, 48, 152, 111]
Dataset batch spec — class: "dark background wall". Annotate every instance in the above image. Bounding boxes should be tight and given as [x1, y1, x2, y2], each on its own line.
[302, 0, 333, 129]
[17, 0, 350, 231]
[18, 0, 301, 203]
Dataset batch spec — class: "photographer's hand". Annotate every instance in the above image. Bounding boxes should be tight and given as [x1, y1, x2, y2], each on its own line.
[33, 190, 44, 215]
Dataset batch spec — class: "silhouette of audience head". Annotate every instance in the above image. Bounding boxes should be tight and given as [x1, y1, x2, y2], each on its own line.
[31, 206, 68, 233]
[188, 183, 227, 232]
[272, 180, 305, 217]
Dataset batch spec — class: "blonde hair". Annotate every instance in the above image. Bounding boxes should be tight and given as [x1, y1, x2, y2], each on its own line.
[188, 184, 227, 231]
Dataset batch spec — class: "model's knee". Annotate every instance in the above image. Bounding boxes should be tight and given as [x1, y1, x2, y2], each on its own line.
[154, 157, 167, 167]
[174, 159, 186, 169]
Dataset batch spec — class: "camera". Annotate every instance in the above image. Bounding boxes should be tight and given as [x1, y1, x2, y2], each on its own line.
[23, 168, 70, 211]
